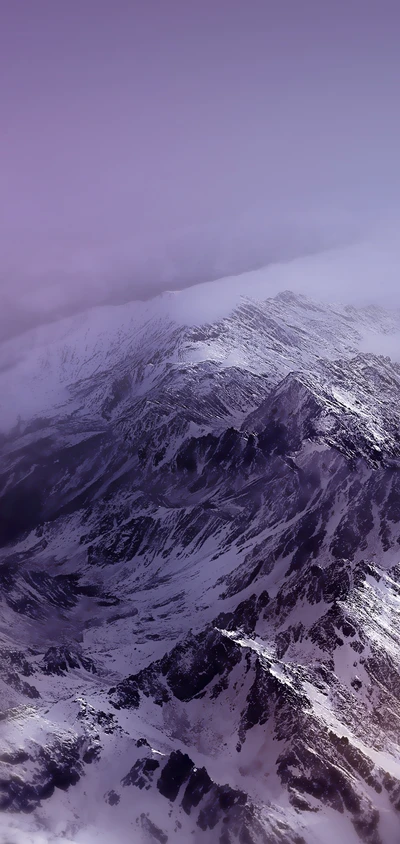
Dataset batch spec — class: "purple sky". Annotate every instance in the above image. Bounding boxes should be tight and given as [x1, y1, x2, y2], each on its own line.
[1, 1, 400, 338]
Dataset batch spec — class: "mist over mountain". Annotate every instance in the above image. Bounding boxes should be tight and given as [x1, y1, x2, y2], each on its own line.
[0, 209, 361, 344]
[2, 1, 400, 341]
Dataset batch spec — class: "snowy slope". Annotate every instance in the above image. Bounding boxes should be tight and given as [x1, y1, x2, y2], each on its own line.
[1, 291, 400, 843]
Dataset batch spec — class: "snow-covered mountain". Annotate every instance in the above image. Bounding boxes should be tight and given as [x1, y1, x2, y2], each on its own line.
[1, 290, 400, 844]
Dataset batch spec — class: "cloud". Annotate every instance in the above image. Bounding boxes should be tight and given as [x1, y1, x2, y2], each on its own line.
[1, 2, 400, 340]
[0, 209, 361, 343]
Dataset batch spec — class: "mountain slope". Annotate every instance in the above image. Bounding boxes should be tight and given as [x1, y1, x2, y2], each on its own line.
[1, 291, 400, 844]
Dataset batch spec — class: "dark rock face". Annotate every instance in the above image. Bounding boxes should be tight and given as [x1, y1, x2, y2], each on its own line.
[42, 646, 96, 676]
[1, 672, 40, 700]
[110, 628, 242, 710]
[0, 647, 40, 700]
[77, 701, 120, 735]
[0, 564, 81, 619]
[181, 767, 213, 814]
[215, 591, 270, 635]
[157, 751, 194, 801]
[150, 749, 278, 843]
[0, 735, 94, 812]
[104, 789, 120, 805]
[196, 784, 247, 832]
[122, 757, 160, 790]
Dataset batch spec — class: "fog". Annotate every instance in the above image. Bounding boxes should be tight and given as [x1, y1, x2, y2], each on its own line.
[1, 1, 400, 342]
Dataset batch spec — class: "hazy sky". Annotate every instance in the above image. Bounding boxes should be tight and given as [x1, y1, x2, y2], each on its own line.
[1, 1, 400, 339]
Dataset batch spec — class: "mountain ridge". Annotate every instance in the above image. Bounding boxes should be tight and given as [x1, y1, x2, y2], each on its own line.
[1, 291, 400, 843]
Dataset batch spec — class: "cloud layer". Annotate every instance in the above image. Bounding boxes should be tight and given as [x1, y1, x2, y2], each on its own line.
[1, 1, 400, 338]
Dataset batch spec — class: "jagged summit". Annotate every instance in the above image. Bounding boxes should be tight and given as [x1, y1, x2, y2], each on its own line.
[1, 291, 400, 843]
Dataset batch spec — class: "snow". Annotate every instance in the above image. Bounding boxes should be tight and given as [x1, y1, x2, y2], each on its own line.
[2, 287, 400, 433]
[2, 290, 400, 842]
